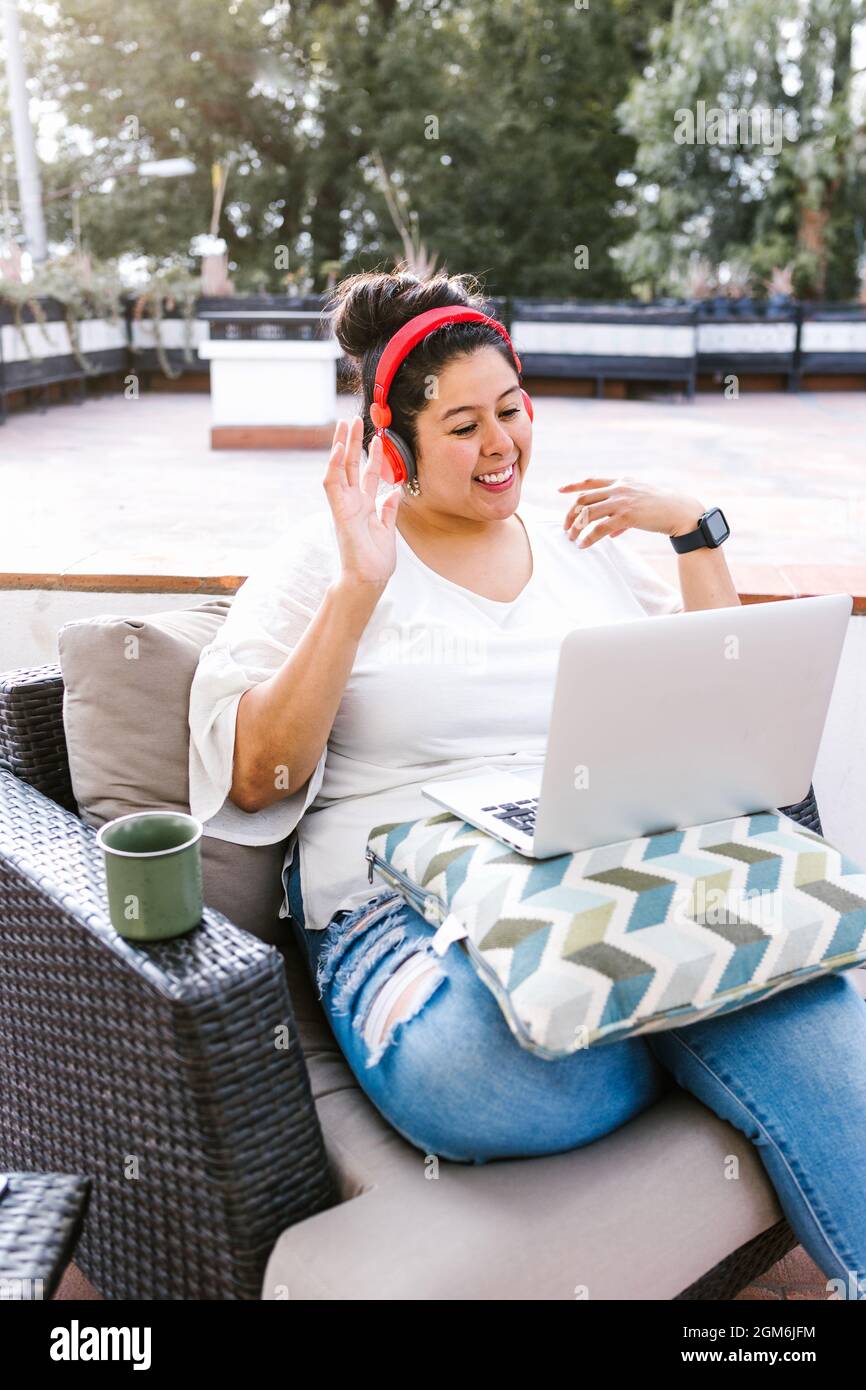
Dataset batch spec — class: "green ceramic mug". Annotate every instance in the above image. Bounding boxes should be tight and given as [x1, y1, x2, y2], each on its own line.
[96, 810, 204, 942]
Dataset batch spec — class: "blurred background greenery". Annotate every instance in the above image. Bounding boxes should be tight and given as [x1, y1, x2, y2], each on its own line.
[1, 0, 864, 301]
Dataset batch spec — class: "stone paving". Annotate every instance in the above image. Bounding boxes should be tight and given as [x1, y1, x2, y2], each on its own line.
[734, 1246, 840, 1301]
[1, 389, 864, 597]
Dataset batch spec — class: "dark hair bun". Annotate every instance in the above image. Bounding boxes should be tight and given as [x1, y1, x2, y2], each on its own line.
[326, 263, 488, 362]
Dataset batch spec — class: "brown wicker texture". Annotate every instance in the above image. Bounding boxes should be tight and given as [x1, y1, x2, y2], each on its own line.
[0, 664, 78, 815]
[0, 662, 337, 1299]
[675, 1217, 799, 1300]
[0, 661, 828, 1300]
[0, 766, 337, 1298]
[779, 785, 823, 834]
[0, 1171, 91, 1299]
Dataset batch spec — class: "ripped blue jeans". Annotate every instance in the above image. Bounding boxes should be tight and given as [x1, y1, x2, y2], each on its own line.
[286, 855, 866, 1294]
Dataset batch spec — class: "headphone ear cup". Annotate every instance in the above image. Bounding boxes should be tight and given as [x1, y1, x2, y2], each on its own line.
[521, 387, 534, 422]
[382, 429, 416, 487]
[375, 431, 406, 485]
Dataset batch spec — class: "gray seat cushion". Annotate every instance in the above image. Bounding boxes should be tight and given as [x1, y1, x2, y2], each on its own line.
[264, 1083, 786, 1299]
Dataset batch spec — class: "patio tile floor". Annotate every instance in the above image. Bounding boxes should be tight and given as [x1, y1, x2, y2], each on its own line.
[1, 389, 863, 603]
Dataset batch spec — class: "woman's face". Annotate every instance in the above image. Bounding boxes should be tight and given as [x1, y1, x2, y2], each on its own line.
[409, 346, 532, 522]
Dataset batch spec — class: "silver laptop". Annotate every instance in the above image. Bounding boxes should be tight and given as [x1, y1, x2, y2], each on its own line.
[421, 593, 852, 859]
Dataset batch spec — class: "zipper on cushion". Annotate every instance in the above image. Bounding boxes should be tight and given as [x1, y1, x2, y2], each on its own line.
[366, 848, 446, 925]
[366, 847, 558, 1057]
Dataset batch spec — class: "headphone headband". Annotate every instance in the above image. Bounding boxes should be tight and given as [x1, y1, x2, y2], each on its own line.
[370, 306, 522, 429]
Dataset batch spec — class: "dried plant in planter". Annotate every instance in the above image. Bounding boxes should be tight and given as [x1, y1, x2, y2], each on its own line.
[0, 238, 24, 283]
[131, 261, 201, 380]
[765, 264, 795, 299]
[34, 255, 125, 373]
[0, 254, 125, 370]
[371, 148, 440, 278]
[0, 278, 55, 360]
[677, 254, 717, 301]
[718, 257, 755, 300]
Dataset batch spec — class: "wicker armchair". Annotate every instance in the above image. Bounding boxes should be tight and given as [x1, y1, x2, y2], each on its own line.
[0, 663, 336, 1299]
[0, 660, 826, 1299]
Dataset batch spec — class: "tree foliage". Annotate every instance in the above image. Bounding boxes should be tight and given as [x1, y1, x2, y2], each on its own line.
[1, 0, 862, 299]
[614, 0, 866, 299]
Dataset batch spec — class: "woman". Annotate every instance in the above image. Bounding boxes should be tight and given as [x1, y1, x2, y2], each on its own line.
[188, 268, 866, 1293]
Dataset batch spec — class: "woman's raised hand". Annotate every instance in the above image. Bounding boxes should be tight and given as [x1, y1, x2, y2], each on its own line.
[323, 416, 401, 588]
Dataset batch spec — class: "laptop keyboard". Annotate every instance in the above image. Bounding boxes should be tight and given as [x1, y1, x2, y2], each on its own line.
[481, 798, 538, 836]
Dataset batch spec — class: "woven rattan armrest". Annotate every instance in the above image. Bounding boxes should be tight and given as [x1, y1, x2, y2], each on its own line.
[0, 767, 336, 1299]
[0, 663, 78, 814]
[0, 1172, 92, 1299]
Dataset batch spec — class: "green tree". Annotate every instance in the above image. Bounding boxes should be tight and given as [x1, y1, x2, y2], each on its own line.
[306, 0, 674, 297]
[11, 0, 310, 283]
[614, 0, 866, 299]
[4, 0, 683, 298]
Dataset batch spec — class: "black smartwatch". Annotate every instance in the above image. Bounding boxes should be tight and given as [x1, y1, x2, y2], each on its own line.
[670, 506, 730, 554]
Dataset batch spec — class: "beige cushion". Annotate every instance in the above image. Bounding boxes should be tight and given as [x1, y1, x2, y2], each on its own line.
[264, 1085, 787, 1299]
[59, 600, 233, 829]
[56, 598, 330, 1042]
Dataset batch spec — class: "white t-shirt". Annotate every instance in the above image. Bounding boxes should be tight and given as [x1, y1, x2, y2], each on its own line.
[187, 506, 684, 931]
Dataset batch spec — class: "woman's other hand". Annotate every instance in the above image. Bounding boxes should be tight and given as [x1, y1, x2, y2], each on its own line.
[558, 477, 706, 547]
[323, 416, 400, 587]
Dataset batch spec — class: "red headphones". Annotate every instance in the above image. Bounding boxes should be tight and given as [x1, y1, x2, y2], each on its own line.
[368, 306, 534, 487]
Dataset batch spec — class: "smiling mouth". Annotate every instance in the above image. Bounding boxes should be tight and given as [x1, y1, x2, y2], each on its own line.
[473, 460, 517, 485]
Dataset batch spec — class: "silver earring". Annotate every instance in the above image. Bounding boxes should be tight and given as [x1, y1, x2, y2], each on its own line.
[403, 477, 421, 497]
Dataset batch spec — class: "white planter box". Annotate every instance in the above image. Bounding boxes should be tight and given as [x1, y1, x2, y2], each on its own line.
[696, 322, 797, 354]
[130, 318, 209, 351]
[800, 321, 866, 353]
[1, 316, 127, 363]
[198, 338, 340, 429]
[510, 320, 696, 359]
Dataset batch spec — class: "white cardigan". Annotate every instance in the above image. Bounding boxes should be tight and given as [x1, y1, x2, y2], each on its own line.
[188, 506, 684, 931]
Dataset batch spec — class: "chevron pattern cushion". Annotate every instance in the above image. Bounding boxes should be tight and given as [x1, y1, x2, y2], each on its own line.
[366, 810, 866, 1060]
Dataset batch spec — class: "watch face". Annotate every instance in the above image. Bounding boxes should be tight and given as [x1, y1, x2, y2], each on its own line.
[703, 507, 729, 545]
